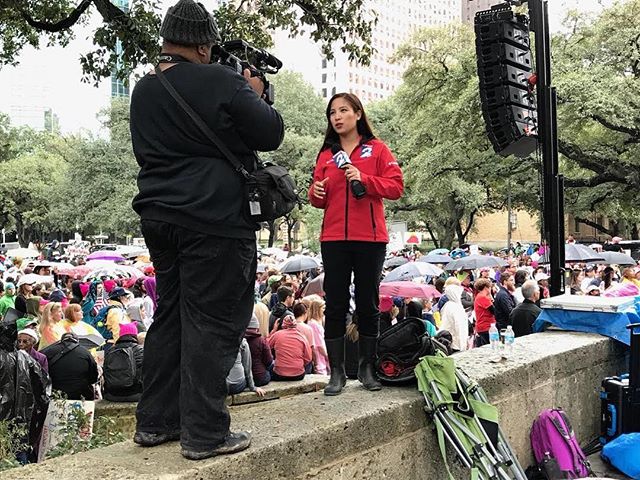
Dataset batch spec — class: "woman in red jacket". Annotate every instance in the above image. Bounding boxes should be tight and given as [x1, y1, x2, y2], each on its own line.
[308, 92, 403, 395]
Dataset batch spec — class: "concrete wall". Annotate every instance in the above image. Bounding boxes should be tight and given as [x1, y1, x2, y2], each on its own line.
[3, 332, 627, 480]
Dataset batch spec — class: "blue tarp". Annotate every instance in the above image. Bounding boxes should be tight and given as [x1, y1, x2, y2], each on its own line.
[602, 433, 640, 479]
[533, 308, 638, 345]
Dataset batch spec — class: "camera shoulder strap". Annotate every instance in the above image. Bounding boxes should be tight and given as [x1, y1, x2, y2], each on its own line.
[153, 66, 253, 181]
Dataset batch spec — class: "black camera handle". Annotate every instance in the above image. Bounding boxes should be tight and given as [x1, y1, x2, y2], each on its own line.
[153, 65, 256, 184]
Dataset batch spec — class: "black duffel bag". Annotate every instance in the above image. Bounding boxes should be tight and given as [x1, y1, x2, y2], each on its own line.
[375, 317, 448, 384]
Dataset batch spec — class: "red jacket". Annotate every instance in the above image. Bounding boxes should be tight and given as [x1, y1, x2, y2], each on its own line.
[308, 138, 403, 242]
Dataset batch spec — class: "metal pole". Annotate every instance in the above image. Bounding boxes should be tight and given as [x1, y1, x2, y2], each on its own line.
[507, 178, 512, 254]
[529, 0, 564, 295]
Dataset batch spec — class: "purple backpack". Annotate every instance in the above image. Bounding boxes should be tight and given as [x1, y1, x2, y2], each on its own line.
[530, 408, 592, 479]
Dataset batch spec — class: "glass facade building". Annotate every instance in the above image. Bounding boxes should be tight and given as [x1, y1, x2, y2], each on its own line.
[111, 0, 130, 98]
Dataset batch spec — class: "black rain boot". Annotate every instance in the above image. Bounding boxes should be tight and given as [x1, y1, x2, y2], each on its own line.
[357, 334, 382, 391]
[324, 337, 347, 396]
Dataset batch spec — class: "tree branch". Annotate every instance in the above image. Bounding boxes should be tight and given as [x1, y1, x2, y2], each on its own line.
[591, 113, 640, 138]
[13, 0, 93, 32]
[575, 217, 612, 236]
[462, 208, 478, 240]
[425, 222, 439, 248]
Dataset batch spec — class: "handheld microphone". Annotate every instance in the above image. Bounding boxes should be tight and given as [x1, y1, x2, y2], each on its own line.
[331, 145, 366, 199]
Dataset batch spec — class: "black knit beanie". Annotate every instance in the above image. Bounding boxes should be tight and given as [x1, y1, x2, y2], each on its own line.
[160, 0, 221, 46]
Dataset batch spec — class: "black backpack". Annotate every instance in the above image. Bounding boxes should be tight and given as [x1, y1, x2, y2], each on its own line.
[104, 346, 137, 389]
[375, 317, 447, 384]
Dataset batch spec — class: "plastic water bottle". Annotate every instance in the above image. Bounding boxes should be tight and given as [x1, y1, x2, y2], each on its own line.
[504, 325, 515, 358]
[489, 323, 500, 352]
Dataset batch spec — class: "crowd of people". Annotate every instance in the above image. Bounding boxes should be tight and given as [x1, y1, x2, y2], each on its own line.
[2, 233, 637, 458]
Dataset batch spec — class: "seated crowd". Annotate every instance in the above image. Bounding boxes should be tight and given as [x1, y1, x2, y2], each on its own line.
[3, 240, 637, 406]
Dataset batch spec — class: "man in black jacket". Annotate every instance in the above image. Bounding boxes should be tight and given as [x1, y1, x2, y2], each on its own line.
[494, 272, 516, 330]
[268, 286, 295, 331]
[41, 333, 98, 400]
[509, 280, 542, 337]
[130, 0, 284, 461]
[103, 322, 144, 402]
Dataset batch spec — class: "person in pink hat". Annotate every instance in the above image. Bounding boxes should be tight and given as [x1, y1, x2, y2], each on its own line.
[103, 322, 144, 402]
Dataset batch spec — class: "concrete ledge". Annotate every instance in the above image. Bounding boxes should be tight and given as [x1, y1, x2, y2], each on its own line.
[4, 332, 627, 480]
[94, 375, 329, 436]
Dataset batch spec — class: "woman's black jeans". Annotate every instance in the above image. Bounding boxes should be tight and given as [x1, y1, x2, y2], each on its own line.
[321, 241, 386, 340]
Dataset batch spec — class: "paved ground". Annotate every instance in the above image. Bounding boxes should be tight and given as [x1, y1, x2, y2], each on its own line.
[589, 452, 630, 479]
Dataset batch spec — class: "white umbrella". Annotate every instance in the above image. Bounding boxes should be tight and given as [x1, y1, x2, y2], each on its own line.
[6, 247, 40, 258]
[382, 261, 443, 283]
[17, 273, 53, 286]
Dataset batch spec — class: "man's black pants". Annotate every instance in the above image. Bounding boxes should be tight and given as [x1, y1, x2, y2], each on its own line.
[135, 220, 256, 451]
[321, 241, 386, 339]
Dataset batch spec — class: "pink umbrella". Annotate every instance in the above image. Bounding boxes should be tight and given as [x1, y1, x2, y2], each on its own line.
[86, 250, 125, 261]
[379, 282, 441, 299]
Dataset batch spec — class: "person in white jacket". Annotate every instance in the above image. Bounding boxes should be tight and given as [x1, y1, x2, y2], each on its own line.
[439, 284, 469, 352]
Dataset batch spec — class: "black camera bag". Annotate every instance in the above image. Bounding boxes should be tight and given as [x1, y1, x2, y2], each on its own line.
[246, 162, 298, 222]
[155, 66, 298, 222]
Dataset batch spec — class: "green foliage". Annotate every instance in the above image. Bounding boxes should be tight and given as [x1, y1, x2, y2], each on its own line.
[0, 146, 68, 245]
[0, 0, 375, 85]
[45, 394, 125, 459]
[260, 70, 326, 248]
[0, 419, 28, 471]
[58, 98, 139, 238]
[552, 0, 640, 236]
[377, 24, 537, 248]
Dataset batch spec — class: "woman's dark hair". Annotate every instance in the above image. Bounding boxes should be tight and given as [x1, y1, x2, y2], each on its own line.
[514, 270, 528, 287]
[406, 300, 423, 318]
[292, 301, 307, 318]
[321, 92, 376, 152]
[131, 278, 145, 298]
[603, 266, 615, 290]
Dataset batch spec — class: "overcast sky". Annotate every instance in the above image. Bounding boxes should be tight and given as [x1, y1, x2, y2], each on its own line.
[0, 0, 616, 134]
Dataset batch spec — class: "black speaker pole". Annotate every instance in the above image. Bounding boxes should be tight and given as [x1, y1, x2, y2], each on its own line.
[528, 0, 565, 295]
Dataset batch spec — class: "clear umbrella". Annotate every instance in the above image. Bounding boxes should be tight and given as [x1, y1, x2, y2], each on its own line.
[598, 251, 636, 266]
[444, 255, 508, 271]
[419, 254, 452, 264]
[382, 262, 443, 282]
[538, 244, 605, 264]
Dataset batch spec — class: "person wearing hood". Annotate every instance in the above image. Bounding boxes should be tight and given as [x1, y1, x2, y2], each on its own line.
[268, 285, 294, 332]
[103, 322, 144, 402]
[268, 314, 312, 381]
[439, 285, 469, 353]
[226, 337, 266, 397]
[0, 282, 16, 316]
[244, 314, 273, 386]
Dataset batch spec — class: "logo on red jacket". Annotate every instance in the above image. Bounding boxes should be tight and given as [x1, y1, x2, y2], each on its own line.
[360, 144, 373, 158]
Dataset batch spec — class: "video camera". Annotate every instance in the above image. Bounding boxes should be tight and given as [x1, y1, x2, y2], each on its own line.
[212, 40, 283, 105]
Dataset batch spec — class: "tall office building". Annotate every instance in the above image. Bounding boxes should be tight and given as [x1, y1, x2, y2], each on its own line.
[273, 0, 461, 104]
[462, 0, 503, 24]
[111, 0, 130, 98]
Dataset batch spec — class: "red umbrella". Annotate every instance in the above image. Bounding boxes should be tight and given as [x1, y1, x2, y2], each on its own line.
[379, 281, 441, 299]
